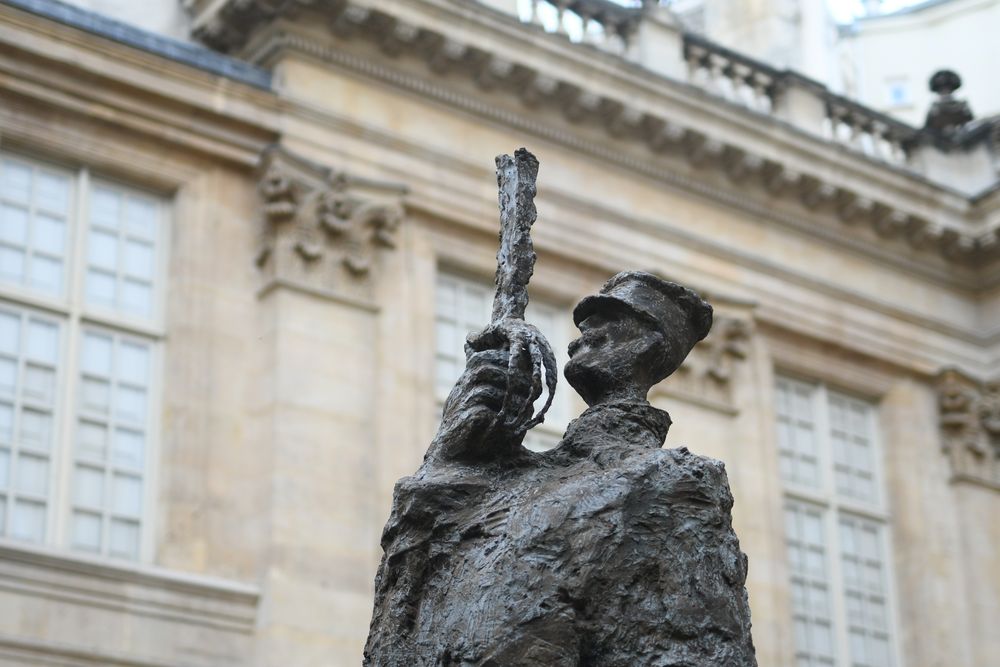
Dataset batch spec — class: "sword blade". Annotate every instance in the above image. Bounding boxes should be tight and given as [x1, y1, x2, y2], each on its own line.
[492, 148, 539, 323]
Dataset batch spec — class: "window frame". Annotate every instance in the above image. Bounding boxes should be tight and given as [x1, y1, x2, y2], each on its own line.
[775, 372, 905, 667]
[0, 150, 169, 563]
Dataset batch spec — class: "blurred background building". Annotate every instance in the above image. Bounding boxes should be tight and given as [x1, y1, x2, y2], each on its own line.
[0, 0, 997, 665]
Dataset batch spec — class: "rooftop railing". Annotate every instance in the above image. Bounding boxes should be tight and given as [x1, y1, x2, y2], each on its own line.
[516, 1, 920, 167]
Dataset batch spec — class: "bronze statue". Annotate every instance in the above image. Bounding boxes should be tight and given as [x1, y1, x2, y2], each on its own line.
[364, 149, 756, 666]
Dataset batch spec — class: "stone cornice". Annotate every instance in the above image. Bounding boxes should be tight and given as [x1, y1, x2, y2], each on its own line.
[191, 0, 998, 272]
[252, 28, 983, 289]
[0, 0, 280, 167]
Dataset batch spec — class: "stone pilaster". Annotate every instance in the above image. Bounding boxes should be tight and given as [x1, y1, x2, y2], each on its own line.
[250, 145, 406, 664]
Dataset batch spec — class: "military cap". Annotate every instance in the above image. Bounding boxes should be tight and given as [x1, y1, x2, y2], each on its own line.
[573, 271, 713, 353]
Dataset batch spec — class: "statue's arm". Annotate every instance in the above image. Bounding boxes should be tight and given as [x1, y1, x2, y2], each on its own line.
[425, 328, 540, 463]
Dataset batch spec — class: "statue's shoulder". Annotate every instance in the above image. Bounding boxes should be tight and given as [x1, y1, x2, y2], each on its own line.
[624, 446, 735, 508]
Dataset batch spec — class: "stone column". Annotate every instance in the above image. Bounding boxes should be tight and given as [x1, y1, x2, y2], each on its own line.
[881, 378, 976, 667]
[932, 369, 1000, 667]
[249, 147, 406, 665]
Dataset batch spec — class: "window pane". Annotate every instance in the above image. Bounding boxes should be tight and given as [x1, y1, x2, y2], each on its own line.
[110, 518, 139, 559]
[90, 187, 120, 229]
[86, 183, 160, 320]
[34, 214, 65, 255]
[86, 269, 116, 307]
[0, 311, 19, 355]
[123, 240, 153, 279]
[29, 255, 63, 293]
[121, 279, 152, 316]
[74, 465, 104, 508]
[11, 499, 45, 541]
[15, 453, 48, 496]
[81, 378, 111, 415]
[115, 386, 146, 423]
[23, 364, 55, 404]
[0, 447, 9, 489]
[35, 171, 70, 215]
[840, 515, 893, 667]
[112, 474, 142, 517]
[26, 319, 58, 363]
[72, 511, 102, 551]
[87, 229, 118, 269]
[19, 409, 52, 449]
[829, 392, 879, 506]
[0, 247, 25, 282]
[0, 358, 16, 397]
[0, 159, 32, 203]
[73, 327, 152, 558]
[775, 378, 820, 487]
[118, 342, 149, 386]
[77, 420, 107, 461]
[123, 196, 157, 238]
[81, 332, 113, 377]
[113, 428, 143, 468]
[0, 403, 11, 442]
[0, 159, 71, 296]
[785, 501, 836, 665]
[0, 204, 29, 245]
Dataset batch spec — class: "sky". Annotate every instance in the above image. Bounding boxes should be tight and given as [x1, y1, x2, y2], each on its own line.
[609, 1, 932, 26]
[826, 0, 929, 23]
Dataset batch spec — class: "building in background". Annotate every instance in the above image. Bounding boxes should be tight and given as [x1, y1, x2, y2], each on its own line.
[839, 0, 1000, 125]
[672, 0, 1000, 125]
[0, 0, 997, 666]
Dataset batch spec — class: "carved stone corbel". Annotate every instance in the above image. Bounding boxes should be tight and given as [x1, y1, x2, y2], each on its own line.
[936, 368, 1000, 489]
[654, 313, 753, 412]
[256, 146, 407, 300]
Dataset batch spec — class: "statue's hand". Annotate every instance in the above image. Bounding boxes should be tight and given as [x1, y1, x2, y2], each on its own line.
[427, 320, 554, 463]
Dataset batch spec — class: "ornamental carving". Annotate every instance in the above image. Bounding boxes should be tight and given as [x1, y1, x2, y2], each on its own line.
[255, 146, 406, 298]
[936, 368, 1000, 488]
[653, 313, 752, 411]
[195, 0, 997, 267]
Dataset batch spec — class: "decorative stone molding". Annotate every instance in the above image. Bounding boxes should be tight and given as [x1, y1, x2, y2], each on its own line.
[255, 146, 406, 300]
[655, 314, 752, 413]
[193, 0, 998, 268]
[936, 368, 1000, 490]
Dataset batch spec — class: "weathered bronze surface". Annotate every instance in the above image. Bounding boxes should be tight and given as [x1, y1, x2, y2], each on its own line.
[364, 149, 756, 666]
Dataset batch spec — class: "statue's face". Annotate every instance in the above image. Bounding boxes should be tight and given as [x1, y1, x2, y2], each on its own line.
[565, 302, 657, 405]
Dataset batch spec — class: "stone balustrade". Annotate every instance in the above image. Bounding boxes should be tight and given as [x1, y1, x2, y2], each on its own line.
[512, 3, 921, 167]
[683, 33, 777, 114]
[516, 0, 644, 53]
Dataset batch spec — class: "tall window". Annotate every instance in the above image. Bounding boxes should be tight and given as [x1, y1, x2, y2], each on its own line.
[0, 152, 164, 560]
[775, 376, 897, 667]
[435, 271, 569, 451]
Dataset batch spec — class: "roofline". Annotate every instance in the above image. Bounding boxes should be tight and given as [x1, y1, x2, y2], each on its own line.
[0, 0, 272, 90]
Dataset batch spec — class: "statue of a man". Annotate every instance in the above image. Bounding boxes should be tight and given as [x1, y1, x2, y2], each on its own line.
[364, 270, 757, 666]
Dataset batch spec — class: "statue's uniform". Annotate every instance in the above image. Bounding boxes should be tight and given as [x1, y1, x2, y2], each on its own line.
[364, 401, 757, 667]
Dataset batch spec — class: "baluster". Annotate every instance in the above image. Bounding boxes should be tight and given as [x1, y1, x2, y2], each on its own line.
[708, 53, 730, 98]
[555, 1, 568, 37]
[529, 0, 543, 27]
[731, 63, 752, 108]
[752, 73, 772, 113]
[686, 45, 708, 87]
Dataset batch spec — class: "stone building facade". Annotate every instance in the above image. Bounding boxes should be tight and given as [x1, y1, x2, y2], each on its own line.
[0, 0, 997, 666]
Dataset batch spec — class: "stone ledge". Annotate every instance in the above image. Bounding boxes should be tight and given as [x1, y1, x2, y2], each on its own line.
[2, 0, 272, 89]
[0, 541, 260, 661]
[0, 634, 177, 667]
